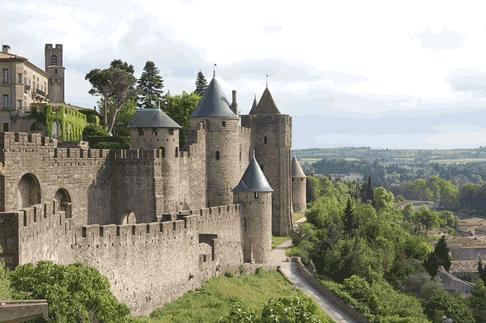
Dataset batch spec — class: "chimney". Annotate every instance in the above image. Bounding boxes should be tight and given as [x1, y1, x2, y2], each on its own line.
[230, 90, 239, 115]
[2, 45, 10, 53]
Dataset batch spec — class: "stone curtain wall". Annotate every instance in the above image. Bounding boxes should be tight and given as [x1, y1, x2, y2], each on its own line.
[0, 132, 112, 226]
[1, 201, 244, 315]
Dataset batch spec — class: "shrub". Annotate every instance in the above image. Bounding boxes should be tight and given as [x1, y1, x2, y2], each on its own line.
[82, 124, 108, 139]
[422, 288, 474, 323]
[9, 261, 130, 322]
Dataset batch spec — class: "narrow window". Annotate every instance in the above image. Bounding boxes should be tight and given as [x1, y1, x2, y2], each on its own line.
[215, 150, 220, 160]
[137, 128, 144, 136]
[239, 148, 242, 161]
[161, 147, 165, 158]
[254, 192, 260, 199]
[17, 73, 22, 84]
[152, 128, 158, 136]
[222, 121, 226, 127]
[3, 123, 8, 132]
[292, 178, 295, 182]
[264, 136, 268, 144]
[169, 128, 174, 135]
[50, 54, 57, 66]
[17, 100, 22, 109]
[175, 147, 179, 158]
[2, 69, 8, 84]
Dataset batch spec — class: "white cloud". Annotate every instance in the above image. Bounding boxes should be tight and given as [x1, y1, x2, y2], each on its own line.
[413, 29, 465, 50]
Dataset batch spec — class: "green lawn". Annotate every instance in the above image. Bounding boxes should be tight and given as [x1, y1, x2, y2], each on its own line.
[134, 270, 333, 323]
[272, 236, 289, 248]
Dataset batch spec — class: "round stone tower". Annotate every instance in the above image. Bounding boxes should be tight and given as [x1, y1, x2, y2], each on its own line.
[233, 153, 273, 264]
[128, 109, 182, 211]
[190, 77, 240, 207]
[291, 156, 306, 213]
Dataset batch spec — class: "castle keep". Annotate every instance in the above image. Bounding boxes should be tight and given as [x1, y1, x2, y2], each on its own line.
[0, 76, 306, 314]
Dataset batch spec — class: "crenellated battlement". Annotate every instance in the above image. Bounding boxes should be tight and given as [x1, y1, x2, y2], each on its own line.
[74, 204, 240, 249]
[0, 132, 57, 149]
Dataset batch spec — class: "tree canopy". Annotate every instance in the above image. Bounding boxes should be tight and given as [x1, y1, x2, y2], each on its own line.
[137, 60, 164, 109]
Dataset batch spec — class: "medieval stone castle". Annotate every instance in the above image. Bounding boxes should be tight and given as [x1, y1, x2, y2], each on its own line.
[0, 44, 307, 315]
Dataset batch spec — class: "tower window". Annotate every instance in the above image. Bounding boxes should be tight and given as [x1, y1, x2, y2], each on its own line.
[50, 54, 58, 66]
[222, 121, 226, 127]
[175, 147, 179, 158]
[137, 128, 144, 136]
[215, 150, 220, 160]
[169, 128, 174, 135]
[161, 147, 165, 158]
[264, 136, 267, 144]
[152, 128, 158, 136]
[254, 192, 260, 199]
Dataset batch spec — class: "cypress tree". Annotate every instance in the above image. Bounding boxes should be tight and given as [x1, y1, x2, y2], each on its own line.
[137, 61, 164, 109]
[194, 71, 208, 96]
[435, 235, 451, 272]
[343, 199, 355, 235]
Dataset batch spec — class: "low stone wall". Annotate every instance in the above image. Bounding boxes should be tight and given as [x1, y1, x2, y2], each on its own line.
[290, 257, 369, 323]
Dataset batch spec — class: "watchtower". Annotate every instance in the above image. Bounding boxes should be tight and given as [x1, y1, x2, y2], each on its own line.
[241, 87, 292, 236]
[128, 108, 182, 212]
[44, 44, 65, 103]
[233, 153, 273, 264]
[190, 77, 240, 207]
[291, 156, 306, 213]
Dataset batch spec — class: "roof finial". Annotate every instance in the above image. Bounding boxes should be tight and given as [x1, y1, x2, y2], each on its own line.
[213, 64, 217, 78]
[252, 149, 256, 159]
[266, 74, 269, 88]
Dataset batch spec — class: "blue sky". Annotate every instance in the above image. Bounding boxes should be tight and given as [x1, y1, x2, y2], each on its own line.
[3, 0, 486, 149]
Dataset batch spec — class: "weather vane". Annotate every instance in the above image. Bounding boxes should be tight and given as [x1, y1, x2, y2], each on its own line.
[266, 74, 269, 88]
[213, 64, 217, 78]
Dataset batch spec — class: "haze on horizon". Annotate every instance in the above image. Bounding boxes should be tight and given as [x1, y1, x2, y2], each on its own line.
[2, 0, 486, 149]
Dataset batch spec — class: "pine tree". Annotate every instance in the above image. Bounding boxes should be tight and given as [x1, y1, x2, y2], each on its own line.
[361, 176, 374, 203]
[343, 199, 355, 235]
[137, 61, 164, 109]
[194, 71, 208, 96]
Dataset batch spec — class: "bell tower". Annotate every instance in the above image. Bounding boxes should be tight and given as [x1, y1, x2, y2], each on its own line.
[45, 44, 65, 103]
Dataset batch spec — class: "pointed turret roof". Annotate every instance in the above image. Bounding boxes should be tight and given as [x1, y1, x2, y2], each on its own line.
[250, 87, 280, 115]
[191, 78, 238, 118]
[292, 157, 306, 178]
[128, 109, 181, 128]
[233, 153, 273, 193]
[249, 95, 258, 114]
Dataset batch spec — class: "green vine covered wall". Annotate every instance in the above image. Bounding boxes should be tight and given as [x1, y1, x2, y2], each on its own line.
[31, 105, 89, 141]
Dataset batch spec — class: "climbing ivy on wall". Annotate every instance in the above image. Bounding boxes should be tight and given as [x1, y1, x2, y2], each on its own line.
[31, 105, 89, 141]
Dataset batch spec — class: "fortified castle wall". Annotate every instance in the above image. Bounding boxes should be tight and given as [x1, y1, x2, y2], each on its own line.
[0, 201, 244, 315]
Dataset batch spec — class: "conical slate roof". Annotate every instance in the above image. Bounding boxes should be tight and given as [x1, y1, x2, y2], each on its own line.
[191, 78, 238, 118]
[233, 154, 273, 193]
[250, 87, 280, 114]
[292, 157, 306, 178]
[249, 95, 258, 114]
[128, 109, 181, 128]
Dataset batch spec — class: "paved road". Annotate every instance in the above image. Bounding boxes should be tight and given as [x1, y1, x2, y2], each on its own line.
[272, 240, 359, 323]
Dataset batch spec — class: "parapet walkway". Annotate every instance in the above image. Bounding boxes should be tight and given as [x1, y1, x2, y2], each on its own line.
[272, 240, 361, 323]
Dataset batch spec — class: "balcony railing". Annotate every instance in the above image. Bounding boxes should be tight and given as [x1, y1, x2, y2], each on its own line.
[35, 89, 46, 98]
[24, 84, 31, 93]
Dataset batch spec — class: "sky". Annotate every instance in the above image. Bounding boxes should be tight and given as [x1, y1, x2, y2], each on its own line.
[3, 0, 486, 149]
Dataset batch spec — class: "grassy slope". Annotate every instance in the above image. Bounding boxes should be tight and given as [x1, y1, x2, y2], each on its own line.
[134, 271, 333, 323]
[271, 236, 289, 248]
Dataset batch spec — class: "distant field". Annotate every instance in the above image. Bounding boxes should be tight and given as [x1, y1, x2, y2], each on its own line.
[135, 270, 333, 323]
[427, 158, 486, 165]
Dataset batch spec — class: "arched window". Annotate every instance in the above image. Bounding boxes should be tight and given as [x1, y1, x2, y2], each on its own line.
[215, 150, 220, 160]
[175, 147, 179, 157]
[16, 173, 41, 209]
[161, 146, 166, 158]
[50, 54, 57, 66]
[264, 136, 268, 144]
[254, 192, 260, 199]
